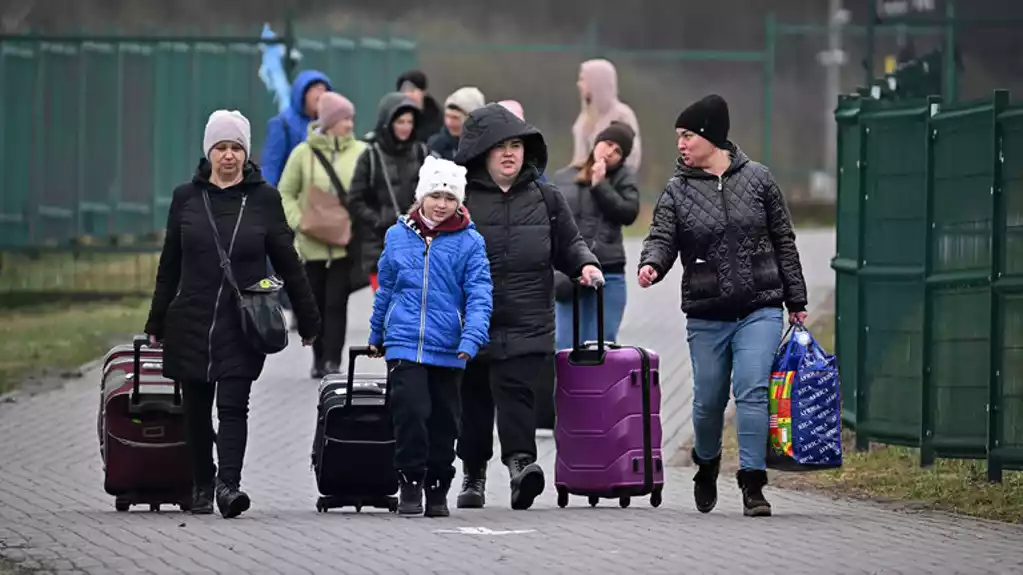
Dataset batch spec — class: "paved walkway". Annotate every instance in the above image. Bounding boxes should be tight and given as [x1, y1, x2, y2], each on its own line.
[4, 230, 1023, 575]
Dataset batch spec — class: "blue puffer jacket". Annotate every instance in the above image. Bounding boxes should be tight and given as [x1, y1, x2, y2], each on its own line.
[369, 210, 493, 369]
[259, 70, 332, 186]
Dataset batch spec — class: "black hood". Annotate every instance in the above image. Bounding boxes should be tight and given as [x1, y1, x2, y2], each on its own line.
[373, 91, 421, 153]
[192, 158, 266, 187]
[454, 103, 548, 176]
[674, 141, 750, 180]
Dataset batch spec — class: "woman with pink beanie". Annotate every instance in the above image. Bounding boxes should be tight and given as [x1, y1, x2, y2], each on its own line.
[277, 92, 368, 378]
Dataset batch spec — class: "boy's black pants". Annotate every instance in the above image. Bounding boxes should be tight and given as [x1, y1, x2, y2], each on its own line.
[388, 360, 462, 483]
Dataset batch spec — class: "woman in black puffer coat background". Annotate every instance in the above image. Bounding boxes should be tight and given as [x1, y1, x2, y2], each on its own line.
[145, 110, 320, 520]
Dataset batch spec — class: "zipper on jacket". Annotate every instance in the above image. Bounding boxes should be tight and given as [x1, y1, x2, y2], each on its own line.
[206, 194, 247, 382]
[417, 240, 432, 363]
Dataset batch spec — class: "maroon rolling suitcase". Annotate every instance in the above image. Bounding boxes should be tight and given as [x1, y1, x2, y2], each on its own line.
[99, 335, 192, 512]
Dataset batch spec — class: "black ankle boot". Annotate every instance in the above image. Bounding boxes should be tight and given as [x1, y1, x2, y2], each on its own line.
[692, 449, 721, 514]
[506, 454, 545, 511]
[424, 475, 452, 518]
[310, 360, 326, 380]
[736, 469, 772, 517]
[456, 464, 486, 509]
[397, 471, 424, 515]
[215, 481, 251, 519]
[191, 483, 215, 515]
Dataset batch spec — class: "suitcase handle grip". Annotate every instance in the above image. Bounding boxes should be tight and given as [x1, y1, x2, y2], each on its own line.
[570, 283, 605, 364]
[132, 334, 180, 407]
[345, 346, 384, 407]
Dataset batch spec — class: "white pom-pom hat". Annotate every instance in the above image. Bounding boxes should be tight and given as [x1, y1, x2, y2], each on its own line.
[415, 156, 467, 204]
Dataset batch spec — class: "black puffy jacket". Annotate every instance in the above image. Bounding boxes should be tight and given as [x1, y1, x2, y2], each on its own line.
[455, 104, 599, 359]
[145, 161, 320, 383]
[348, 93, 428, 275]
[639, 145, 807, 321]
[551, 163, 640, 272]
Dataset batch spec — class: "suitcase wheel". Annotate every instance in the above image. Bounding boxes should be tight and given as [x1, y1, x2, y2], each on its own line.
[315, 497, 329, 513]
[588, 496, 599, 507]
[556, 487, 568, 509]
[115, 497, 131, 512]
[150, 504, 160, 513]
[387, 497, 399, 513]
[619, 496, 631, 509]
[354, 504, 363, 513]
[650, 485, 663, 508]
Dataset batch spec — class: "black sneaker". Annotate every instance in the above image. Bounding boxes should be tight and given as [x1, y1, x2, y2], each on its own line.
[456, 465, 486, 509]
[692, 449, 721, 514]
[397, 471, 424, 516]
[424, 476, 452, 518]
[191, 484, 215, 515]
[507, 454, 545, 511]
[215, 482, 251, 519]
[736, 469, 772, 517]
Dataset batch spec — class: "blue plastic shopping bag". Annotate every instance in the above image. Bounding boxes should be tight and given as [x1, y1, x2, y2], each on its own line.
[767, 323, 843, 471]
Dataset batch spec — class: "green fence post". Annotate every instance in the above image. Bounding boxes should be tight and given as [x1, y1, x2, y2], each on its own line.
[987, 88, 1010, 482]
[762, 12, 776, 167]
[76, 43, 86, 239]
[854, 100, 869, 452]
[919, 94, 942, 468]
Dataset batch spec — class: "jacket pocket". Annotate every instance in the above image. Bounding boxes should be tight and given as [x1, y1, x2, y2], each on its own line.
[752, 251, 782, 291]
[684, 260, 721, 301]
[384, 301, 398, 331]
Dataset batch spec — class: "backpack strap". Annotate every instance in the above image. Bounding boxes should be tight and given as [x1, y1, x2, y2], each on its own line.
[537, 183, 559, 265]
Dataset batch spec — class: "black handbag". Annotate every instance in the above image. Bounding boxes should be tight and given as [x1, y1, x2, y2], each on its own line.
[201, 190, 289, 355]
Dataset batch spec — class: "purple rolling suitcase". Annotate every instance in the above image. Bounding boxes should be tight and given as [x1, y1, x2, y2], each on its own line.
[554, 283, 665, 508]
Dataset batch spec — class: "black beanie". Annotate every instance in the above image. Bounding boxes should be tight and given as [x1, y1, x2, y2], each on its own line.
[396, 69, 427, 91]
[594, 121, 636, 161]
[674, 94, 730, 148]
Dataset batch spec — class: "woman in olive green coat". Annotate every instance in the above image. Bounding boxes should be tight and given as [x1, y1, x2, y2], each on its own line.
[278, 92, 367, 378]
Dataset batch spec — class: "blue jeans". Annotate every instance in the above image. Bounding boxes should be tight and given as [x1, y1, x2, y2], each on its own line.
[687, 306, 783, 471]
[554, 273, 627, 351]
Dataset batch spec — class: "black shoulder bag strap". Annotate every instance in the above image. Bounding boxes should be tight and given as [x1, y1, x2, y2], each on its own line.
[309, 148, 350, 207]
[200, 190, 246, 299]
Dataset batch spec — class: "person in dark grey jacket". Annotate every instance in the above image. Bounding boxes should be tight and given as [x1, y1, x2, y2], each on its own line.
[638, 94, 808, 518]
[453, 103, 603, 511]
[552, 121, 640, 351]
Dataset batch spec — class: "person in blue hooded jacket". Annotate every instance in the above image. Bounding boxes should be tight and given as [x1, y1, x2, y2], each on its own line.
[260, 70, 332, 186]
[368, 156, 493, 518]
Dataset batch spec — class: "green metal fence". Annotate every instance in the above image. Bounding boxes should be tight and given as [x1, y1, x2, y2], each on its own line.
[0, 33, 416, 253]
[832, 88, 1023, 481]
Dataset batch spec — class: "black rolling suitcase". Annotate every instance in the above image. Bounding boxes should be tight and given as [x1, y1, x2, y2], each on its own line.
[311, 346, 398, 513]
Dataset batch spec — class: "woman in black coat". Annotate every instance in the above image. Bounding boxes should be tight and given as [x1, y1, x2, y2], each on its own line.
[144, 110, 320, 519]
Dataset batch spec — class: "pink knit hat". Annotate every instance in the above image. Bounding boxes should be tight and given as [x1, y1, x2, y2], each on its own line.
[317, 92, 355, 131]
[498, 100, 524, 120]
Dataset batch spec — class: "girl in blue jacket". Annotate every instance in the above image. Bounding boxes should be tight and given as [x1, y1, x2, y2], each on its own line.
[368, 156, 493, 517]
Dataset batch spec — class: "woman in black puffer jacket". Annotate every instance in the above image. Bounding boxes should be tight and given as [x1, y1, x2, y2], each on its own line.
[145, 110, 320, 519]
[348, 92, 428, 291]
[638, 94, 808, 519]
[551, 121, 640, 351]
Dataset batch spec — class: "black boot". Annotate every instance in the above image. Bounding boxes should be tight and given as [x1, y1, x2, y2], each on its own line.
[424, 475, 453, 518]
[456, 464, 486, 509]
[397, 471, 424, 516]
[692, 449, 721, 514]
[736, 469, 772, 517]
[191, 483, 215, 515]
[215, 481, 251, 519]
[506, 454, 545, 511]
[310, 359, 326, 380]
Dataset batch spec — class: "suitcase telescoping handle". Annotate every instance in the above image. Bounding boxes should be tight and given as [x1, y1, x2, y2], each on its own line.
[570, 278, 606, 365]
[345, 346, 388, 407]
[132, 334, 181, 407]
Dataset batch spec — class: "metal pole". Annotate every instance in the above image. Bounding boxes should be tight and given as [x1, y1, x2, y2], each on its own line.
[824, 0, 846, 200]
[864, 0, 876, 88]
[944, 0, 956, 102]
